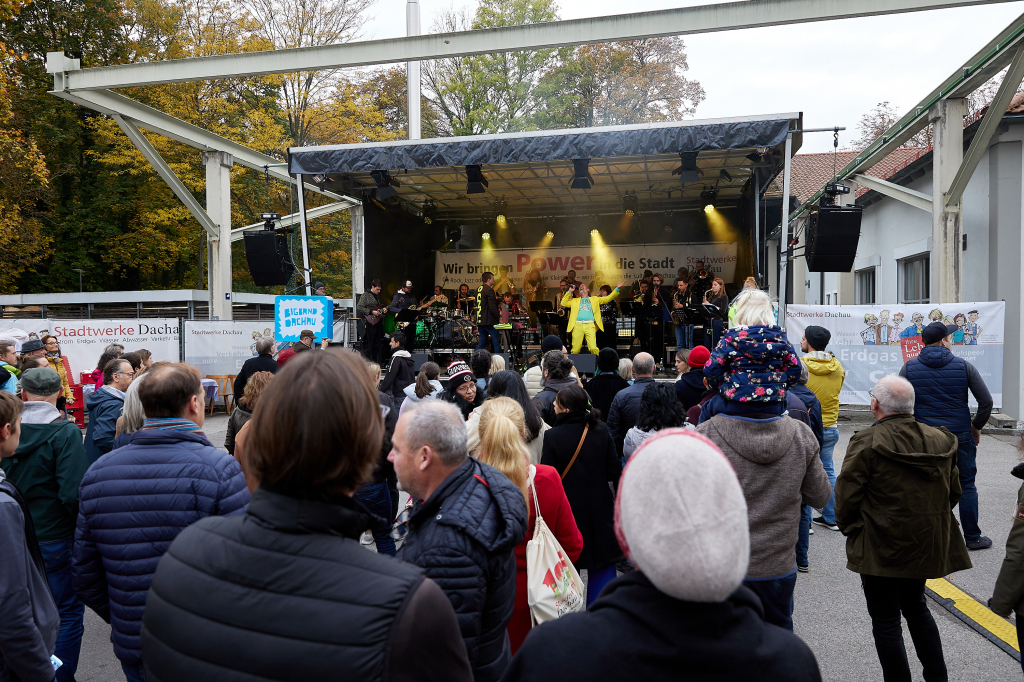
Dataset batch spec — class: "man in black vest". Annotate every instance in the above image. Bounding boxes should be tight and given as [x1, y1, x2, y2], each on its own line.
[357, 279, 386, 363]
[900, 321, 994, 550]
[476, 271, 501, 353]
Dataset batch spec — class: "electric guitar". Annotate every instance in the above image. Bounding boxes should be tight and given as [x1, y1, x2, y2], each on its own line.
[365, 306, 387, 325]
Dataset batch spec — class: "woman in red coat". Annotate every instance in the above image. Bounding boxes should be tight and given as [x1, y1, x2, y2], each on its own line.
[475, 397, 583, 654]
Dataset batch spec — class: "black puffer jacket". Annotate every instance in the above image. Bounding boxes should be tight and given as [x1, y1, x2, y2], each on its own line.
[503, 573, 822, 682]
[141, 486, 473, 682]
[398, 458, 527, 682]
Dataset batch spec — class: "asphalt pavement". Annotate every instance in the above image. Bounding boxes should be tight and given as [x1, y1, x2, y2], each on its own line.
[74, 412, 1024, 680]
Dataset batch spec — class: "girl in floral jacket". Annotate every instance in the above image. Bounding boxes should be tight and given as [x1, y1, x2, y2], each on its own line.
[699, 291, 801, 421]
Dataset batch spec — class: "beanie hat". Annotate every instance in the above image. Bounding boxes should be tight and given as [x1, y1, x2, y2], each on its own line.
[686, 345, 711, 369]
[614, 429, 749, 602]
[597, 347, 619, 373]
[21, 368, 62, 395]
[541, 335, 563, 354]
[276, 348, 297, 366]
[446, 359, 475, 387]
[804, 325, 831, 351]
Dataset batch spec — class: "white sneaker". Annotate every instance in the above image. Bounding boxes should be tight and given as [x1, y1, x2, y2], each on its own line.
[360, 531, 374, 546]
[809, 527, 814, 535]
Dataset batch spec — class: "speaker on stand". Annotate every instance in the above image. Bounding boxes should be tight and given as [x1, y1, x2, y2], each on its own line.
[805, 187, 864, 272]
[243, 213, 298, 286]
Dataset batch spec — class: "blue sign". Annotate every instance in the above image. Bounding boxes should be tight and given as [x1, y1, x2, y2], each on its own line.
[274, 296, 333, 342]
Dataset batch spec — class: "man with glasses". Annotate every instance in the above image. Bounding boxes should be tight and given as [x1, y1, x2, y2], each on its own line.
[84, 359, 134, 464]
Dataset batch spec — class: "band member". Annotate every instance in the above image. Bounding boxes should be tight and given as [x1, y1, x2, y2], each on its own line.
[555, 278, 571, 344]
[689, 262, 712, 302]
[523, 268, 547, 305]
[389, 280, 417, 314]
[494, 265, 515, 295]
[634, 279, 667, 364]
[456, 284, 475, 315]
[476, 271, 502, 352]
[596, 285, 620, 351]
[704, 277, 730, 350]
[561, 281, 625, 354]
[589, 271, 604, 295]
[422, 285, 449, 309]
[672, 277, 694, 350]
[565, 270, 578, 289]
[500, 291, 527, 359]
[357, 278, 386, 362]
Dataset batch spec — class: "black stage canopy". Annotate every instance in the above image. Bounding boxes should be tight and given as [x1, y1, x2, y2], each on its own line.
[288, 113, 802, 220]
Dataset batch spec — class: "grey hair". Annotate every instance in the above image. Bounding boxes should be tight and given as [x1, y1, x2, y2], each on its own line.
[633, 352, 656, 377]
[104, 343, 124, 354]
[873, 375, 915, 415]
[618, 358, 634, 382]
[120, 371, 150, 435]
[799, 360, 809, 385]
[404, 400, 469, 467]
[255, 337, 274, 355]
[733, 290, 776, 327]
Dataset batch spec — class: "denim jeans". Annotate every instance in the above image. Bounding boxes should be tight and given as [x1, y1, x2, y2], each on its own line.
[795, 504, 813, 567]
[674, 324, 694, 350]
[743, 572, 797, 631]
[38, 538, 84, 682]
[476, 325, 502, 352]
[122, 661, 145, 682]
[861, 575, 947, 682]
[819, 426, 839, 524]
[952, 432, 980, 542]
[354, 481, 396, 556]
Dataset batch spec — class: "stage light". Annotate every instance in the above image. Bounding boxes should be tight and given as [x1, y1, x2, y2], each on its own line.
[590, 229, 599, 236]
[622, 192, 639, 217]
[673, 151, 700, 183]
[493, 197, 508, 222]
[482, 232, 491, 240]
[370, 169, 398, 200]
[746, 151, 763, 163]
[720, 169, 732, 183]
[546, 230, 554, 238]
[700, 187, 718, 214]
[446, 225, 462, 242]
[569, 159, 594, 190]
[466, 165, 489, 194]
[422, 200, 437, 225]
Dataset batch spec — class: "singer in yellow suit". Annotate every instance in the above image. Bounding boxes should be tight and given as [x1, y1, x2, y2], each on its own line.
[561, 281, 626, 354]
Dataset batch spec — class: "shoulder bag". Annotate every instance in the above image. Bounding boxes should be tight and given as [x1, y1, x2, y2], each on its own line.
[526, 465, 586, 625]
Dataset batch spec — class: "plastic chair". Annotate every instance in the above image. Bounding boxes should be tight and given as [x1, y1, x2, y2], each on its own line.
[205, 375, 236, 415]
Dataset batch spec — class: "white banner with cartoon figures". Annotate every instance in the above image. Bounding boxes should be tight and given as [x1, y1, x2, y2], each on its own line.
[49, 319, 181, 381]
[786, 302, 1005, 408]
[434, 243, 739, 291]
[0, 320, 51, 351]
[184, 321, 278, 376]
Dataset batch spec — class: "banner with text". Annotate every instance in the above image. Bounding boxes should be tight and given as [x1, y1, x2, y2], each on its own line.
[786, 302, 1004, 407]
[275, 295, 333, 341]
[50, 319, 181, 380]
[434, 242, 738, 290]
[184, 321, 278, 376]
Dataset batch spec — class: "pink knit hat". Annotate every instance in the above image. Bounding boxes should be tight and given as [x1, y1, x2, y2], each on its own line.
[614, 429, 749, 602]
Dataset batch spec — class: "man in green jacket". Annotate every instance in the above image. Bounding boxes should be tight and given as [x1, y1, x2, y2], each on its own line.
[835, 375, 970, 682]
[990, 462, 1024, 678]
[0, 367, 89, 681]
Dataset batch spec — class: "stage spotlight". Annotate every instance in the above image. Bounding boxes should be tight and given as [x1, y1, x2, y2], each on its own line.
[370, 169, 399, 200]
[446, 225, 462, 242]
[569, 159, 594, 190]
[466, 165, 489, 194]
[700, 187, 718, 214]
[482, 232, 491, 240]
[673, 151, 700, 183]
[622, 192, 639, 217]
[546, 231, 555, 238]
[493, 197, 508, 221]
[590, 229, 599, 236]
[422, 200, 437, 225]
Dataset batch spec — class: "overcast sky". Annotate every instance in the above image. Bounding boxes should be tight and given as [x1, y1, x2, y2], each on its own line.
[359, 0, 1024, 153]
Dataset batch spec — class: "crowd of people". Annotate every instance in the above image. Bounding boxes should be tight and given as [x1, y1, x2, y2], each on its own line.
[0, 286, 1017, 682]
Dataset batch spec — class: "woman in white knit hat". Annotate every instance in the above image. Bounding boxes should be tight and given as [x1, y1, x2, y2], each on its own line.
[505, 429, 822, 682]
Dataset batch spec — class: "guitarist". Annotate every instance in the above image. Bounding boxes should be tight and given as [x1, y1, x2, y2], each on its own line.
[357, 279, 386, 362]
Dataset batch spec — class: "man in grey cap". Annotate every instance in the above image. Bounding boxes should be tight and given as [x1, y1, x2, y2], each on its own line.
[900, 321, 994, 550]
[19, 338, 47, 363]
[0, 368, 88, 680]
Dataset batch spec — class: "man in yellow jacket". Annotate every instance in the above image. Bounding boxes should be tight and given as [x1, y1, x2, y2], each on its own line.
[800, 325, 845, 532]
[561, 281, 626, 355]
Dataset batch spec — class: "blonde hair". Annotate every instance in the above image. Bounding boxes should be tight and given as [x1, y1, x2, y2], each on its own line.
[618, 357, 634, 382]
[477, 397, 529, 506]
[241, 371, 274, 410]
[732, 290, 776, 327]
[489, 354, 506, 375]
[366, 362, 381, 386]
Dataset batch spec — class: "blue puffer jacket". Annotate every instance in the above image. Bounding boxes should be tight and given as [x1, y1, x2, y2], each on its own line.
[704, 325, 802, 403]
[72, 429, 250, 665]
[904, 345, 971, 433]
[84, 388, 124, 464]
[398, 458, 527, 682]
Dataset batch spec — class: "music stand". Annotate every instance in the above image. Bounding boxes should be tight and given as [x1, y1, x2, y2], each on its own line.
[529, 301, 553, 313]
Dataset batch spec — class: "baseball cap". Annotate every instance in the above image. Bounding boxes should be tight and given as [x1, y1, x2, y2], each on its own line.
[21, 368, 62, 395]
[922, 322, 958, 345]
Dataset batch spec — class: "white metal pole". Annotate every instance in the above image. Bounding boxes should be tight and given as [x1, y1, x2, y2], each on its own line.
[407, 0, 422, 140]
[295, 173, 312, 296]
[203, 151, 234, 320]
[779, 133, 793, 330]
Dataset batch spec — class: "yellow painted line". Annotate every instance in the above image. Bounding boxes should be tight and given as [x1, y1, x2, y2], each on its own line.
[926, 577, 1019, 652]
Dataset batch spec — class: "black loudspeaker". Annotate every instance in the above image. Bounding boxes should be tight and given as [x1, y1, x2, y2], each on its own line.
[243, 230, 296, 286]
[805, 206, 864, 272]
[412, 353, 432, 372]
[569, 353, 598, 376]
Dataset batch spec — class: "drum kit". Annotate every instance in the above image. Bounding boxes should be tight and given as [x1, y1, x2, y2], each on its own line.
[417, 307, 478, 349]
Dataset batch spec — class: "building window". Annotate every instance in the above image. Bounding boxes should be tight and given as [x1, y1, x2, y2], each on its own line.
[856, 268, 876, 305]
[900, 255, 930, 304]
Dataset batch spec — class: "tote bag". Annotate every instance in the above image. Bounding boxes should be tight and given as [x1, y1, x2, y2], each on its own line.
[526, 466, 586, 625]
